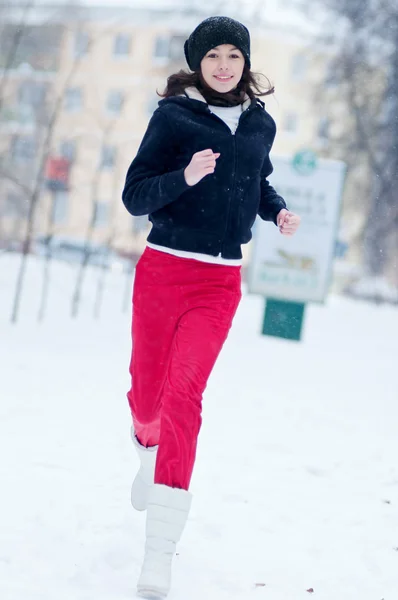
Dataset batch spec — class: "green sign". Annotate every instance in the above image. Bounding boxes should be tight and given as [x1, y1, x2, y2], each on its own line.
[292, 149, 318, 176]
[262, 298, 306, 342]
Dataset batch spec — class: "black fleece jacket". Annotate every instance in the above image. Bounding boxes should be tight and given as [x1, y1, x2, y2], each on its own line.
[122, 93, 287, 259]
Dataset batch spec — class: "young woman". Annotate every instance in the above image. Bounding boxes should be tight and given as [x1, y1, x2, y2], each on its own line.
[122, 16, 301, 598]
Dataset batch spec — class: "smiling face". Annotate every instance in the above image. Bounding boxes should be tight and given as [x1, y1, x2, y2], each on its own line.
[200, 44, 245, 93]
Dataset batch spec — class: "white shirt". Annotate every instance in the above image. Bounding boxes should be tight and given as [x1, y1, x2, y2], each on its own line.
[208, 103, 243, 134]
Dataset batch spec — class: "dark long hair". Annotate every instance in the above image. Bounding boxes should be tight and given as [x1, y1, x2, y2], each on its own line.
[158, 65, 275, 107]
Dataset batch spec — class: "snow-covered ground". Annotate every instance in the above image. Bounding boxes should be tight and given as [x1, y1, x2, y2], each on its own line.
[1, 253, 398, 600]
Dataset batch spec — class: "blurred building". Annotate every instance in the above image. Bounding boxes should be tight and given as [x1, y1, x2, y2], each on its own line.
[0, 3, 337, 263]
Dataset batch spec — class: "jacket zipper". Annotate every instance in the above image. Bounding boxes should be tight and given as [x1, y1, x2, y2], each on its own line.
[206, 105, 255, 255]
[221, 134, 237, 255]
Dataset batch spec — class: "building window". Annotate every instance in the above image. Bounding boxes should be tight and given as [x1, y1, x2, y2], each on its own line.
[169, 35, 186, 61]
[4, 192, 27, 217]
[52, 190, 69, 224]
[153, 36, 169, 61]
[93, 201, 109, 228]
[60, 139, 77, 162]
[18, 81, 46, 107]
[113, 33, 131, 57]
[4, 193, 18, 217]
[106, 90, 125, 115]
[64, 87, 83, 112]
[291, 53, 307, 81]
[282, 112, 298, 133]
[153, 34, 186, 63]
[74, 31, 90, 58]
[100, 145, 116, 169]
[10, 135, 36, 163]
[317, 117, 330, 140]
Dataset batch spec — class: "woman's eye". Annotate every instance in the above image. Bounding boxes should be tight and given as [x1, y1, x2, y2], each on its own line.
[206, 52, 241, 59]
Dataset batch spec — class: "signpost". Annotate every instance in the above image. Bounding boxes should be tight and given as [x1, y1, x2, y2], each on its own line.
[248, 150, 346, 341]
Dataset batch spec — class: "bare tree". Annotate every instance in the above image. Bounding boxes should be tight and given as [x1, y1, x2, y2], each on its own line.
[0, 1, 82, 321]
[36, 185, 64, 322]
[0, 1, 33, 113]
[0, 1, 41, 251]
[297, 0, 398, 286]
[9, 55, 86, 323]
[1, 0, 133, 322]
[93, 154, 128, 320]
[70, 148, 104, 320]
[70, 121, 129, 319]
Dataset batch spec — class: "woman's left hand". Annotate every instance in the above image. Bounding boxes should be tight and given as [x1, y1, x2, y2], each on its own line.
[277, 209, 301, 236]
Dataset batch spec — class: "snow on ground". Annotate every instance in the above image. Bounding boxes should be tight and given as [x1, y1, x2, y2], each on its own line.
[1, 253, 398, 600]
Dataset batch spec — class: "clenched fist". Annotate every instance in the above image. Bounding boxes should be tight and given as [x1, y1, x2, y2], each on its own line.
[184, 149, 220, 187]
[277, 209, 301, 236]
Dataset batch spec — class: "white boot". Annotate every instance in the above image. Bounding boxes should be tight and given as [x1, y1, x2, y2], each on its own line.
[137, 484, 192, 599]
[131, 427, 158, 512]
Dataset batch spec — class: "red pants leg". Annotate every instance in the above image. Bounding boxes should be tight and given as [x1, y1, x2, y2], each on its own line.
[155, 296, 241, 489]
[127, 248, 241, 489]
[127, 250, 180, 448]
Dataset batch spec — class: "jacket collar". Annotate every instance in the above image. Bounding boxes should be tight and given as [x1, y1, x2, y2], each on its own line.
[158, 88, 264, 113]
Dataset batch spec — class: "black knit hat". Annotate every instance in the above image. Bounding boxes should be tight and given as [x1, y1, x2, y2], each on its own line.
[184, 16, 251, 71]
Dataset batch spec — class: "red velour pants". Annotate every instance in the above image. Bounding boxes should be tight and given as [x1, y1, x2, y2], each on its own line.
[127, 247, 242, 490]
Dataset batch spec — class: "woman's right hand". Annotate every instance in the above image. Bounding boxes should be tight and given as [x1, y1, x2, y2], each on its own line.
[184, 149, 220, 186]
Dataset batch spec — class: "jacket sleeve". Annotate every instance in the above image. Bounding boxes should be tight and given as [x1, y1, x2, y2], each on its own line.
[122, 109, 191, 216]
[258, 155, 287, 225]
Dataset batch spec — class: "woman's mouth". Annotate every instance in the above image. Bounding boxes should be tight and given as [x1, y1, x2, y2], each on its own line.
[214, 75, 233, 82]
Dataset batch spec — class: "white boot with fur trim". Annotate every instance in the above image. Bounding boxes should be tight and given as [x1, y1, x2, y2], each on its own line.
[131, 428, 158, 512]
[137, 484, 192, 599]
